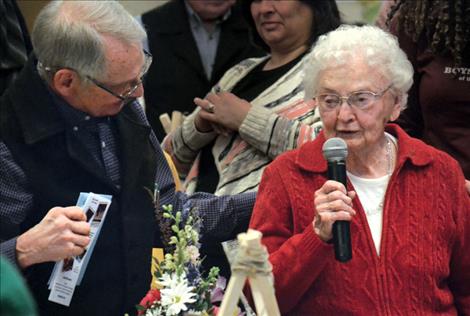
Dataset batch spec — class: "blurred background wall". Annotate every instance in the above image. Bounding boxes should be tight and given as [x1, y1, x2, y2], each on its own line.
[17, 0, 383, 33]
[17, 0, 168, 32]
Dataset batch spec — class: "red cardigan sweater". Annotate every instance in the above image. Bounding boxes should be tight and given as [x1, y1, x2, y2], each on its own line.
[249, 124, 470, 315]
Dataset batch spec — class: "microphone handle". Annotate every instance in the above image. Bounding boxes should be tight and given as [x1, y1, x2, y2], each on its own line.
[327, 161, 352, 262]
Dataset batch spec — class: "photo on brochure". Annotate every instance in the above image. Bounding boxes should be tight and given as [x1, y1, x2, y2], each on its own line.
[85, 208, 94, 222]
[76, 248, 87, 263]
[92, 203, 107, 222]
[62, 257, 74, 272]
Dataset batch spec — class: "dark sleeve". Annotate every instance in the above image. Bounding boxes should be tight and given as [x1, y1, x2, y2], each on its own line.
[156, 148, 255, 242]
[0, 142, 34, 267]
[0, 0, 31, 95]
[131, 101, 256, 242]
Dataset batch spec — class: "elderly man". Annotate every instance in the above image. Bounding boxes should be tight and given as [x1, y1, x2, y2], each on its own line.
[0, 2, 254, 315]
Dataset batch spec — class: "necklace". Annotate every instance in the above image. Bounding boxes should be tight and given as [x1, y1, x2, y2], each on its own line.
[348, 134, 395, 217]
[386, 134, 393, 175]
[348, 133, 395, 176]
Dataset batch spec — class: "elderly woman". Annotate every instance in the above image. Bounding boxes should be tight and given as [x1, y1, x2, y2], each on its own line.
[164, 0, 340, 196]
[249, 25, 470, 315]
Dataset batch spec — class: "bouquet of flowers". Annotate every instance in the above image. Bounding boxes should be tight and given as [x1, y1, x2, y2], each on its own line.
[137, 205, 224, 316]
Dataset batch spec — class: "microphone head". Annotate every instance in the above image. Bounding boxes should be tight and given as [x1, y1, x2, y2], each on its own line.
[322, 137, 348, 162]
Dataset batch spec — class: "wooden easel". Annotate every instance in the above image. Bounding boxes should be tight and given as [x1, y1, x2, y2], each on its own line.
[218, 229, 280, 316]
[159, 110, 184, 135]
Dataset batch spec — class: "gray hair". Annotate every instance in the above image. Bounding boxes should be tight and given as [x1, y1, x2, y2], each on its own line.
[32, 1, 146, 83]
[303, 24, 414, 110]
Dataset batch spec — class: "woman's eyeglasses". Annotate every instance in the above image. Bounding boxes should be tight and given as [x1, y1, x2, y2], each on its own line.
[316, 84, 393, 111]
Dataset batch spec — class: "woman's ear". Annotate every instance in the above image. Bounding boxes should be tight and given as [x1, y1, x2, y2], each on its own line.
[389, 95, 402, 122]
[51, 69, 80, 98]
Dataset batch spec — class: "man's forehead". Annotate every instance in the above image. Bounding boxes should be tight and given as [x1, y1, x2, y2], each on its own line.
[100, 36, 143, 83]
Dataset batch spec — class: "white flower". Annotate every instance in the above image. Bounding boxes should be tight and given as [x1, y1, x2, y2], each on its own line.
[160, 279, 196, 316]
[145, 306, 162, 316]
[186, 245, 200, 264]
[158, 273, 179, 288]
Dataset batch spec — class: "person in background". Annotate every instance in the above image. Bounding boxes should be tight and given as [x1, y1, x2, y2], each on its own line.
[138, 0, 264, 141]
[0, 2, 254, 315]
[0, 255, 38, 316]
[249, 25, 470, 315]
[384, 0, 470, 194]
[165, 0, 340, 196]
[0, 0, 32, 96]
[163, 0, 340, 278]
[375, 0, 395, 29]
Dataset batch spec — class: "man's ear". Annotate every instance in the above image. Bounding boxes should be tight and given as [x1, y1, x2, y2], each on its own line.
[51, 69, 80, 97]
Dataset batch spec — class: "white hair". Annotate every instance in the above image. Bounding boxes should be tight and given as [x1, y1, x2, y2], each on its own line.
[303, 24, 414, 109]
[32, 1, 146, 82]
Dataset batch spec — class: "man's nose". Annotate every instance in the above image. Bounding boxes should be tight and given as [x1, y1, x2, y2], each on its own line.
[259, 0, 275, 13]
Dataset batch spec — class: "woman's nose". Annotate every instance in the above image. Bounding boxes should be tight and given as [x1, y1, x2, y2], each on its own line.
[337, 101, 355, 121]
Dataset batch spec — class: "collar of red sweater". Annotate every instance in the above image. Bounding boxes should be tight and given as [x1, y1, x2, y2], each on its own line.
[295, 123, 433, 173]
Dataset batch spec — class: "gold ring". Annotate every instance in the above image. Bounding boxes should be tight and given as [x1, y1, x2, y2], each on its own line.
[206, 103, 215, 113]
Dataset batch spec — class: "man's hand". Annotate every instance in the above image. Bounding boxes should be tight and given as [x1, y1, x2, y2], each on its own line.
[16, 206, 90, 269]
[465, 179, 470, 196]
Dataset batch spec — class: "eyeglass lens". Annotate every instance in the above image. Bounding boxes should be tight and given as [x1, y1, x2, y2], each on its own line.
[119, 52, 152, 99]
[321, 92, 375, 108]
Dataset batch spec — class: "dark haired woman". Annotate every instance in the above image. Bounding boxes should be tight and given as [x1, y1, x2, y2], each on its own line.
[385, 0, 470, 193]
[164, 0, 340, 196]
[163, 0, 341, 277]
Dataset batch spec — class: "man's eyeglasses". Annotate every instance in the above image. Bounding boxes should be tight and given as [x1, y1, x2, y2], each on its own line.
[87, 50, 152, 102]
[39, 50, 152, 102]
[316, 84, 393, 111]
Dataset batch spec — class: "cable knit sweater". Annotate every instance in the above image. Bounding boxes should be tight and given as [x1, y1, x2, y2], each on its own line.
[164, 55, 321, 195]
[249, 124, 470, 315]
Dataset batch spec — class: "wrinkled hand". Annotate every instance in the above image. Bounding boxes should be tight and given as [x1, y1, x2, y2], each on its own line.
[194, 100, 215, 133]
[313, 180, 356, 242]
[16, 206, 90, 269]
[194, 108, 229, 136]
[193, 97, 229, 135]
[195, 92, 251, 132]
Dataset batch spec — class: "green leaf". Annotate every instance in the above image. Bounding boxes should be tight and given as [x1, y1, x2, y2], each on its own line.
[136, 304, 146, 311]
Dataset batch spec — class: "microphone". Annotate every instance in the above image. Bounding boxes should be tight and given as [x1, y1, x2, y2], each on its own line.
[322, 137, 352, 263]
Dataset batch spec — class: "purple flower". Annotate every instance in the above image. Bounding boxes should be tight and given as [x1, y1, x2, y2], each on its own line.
[211, 276, 227, 303]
